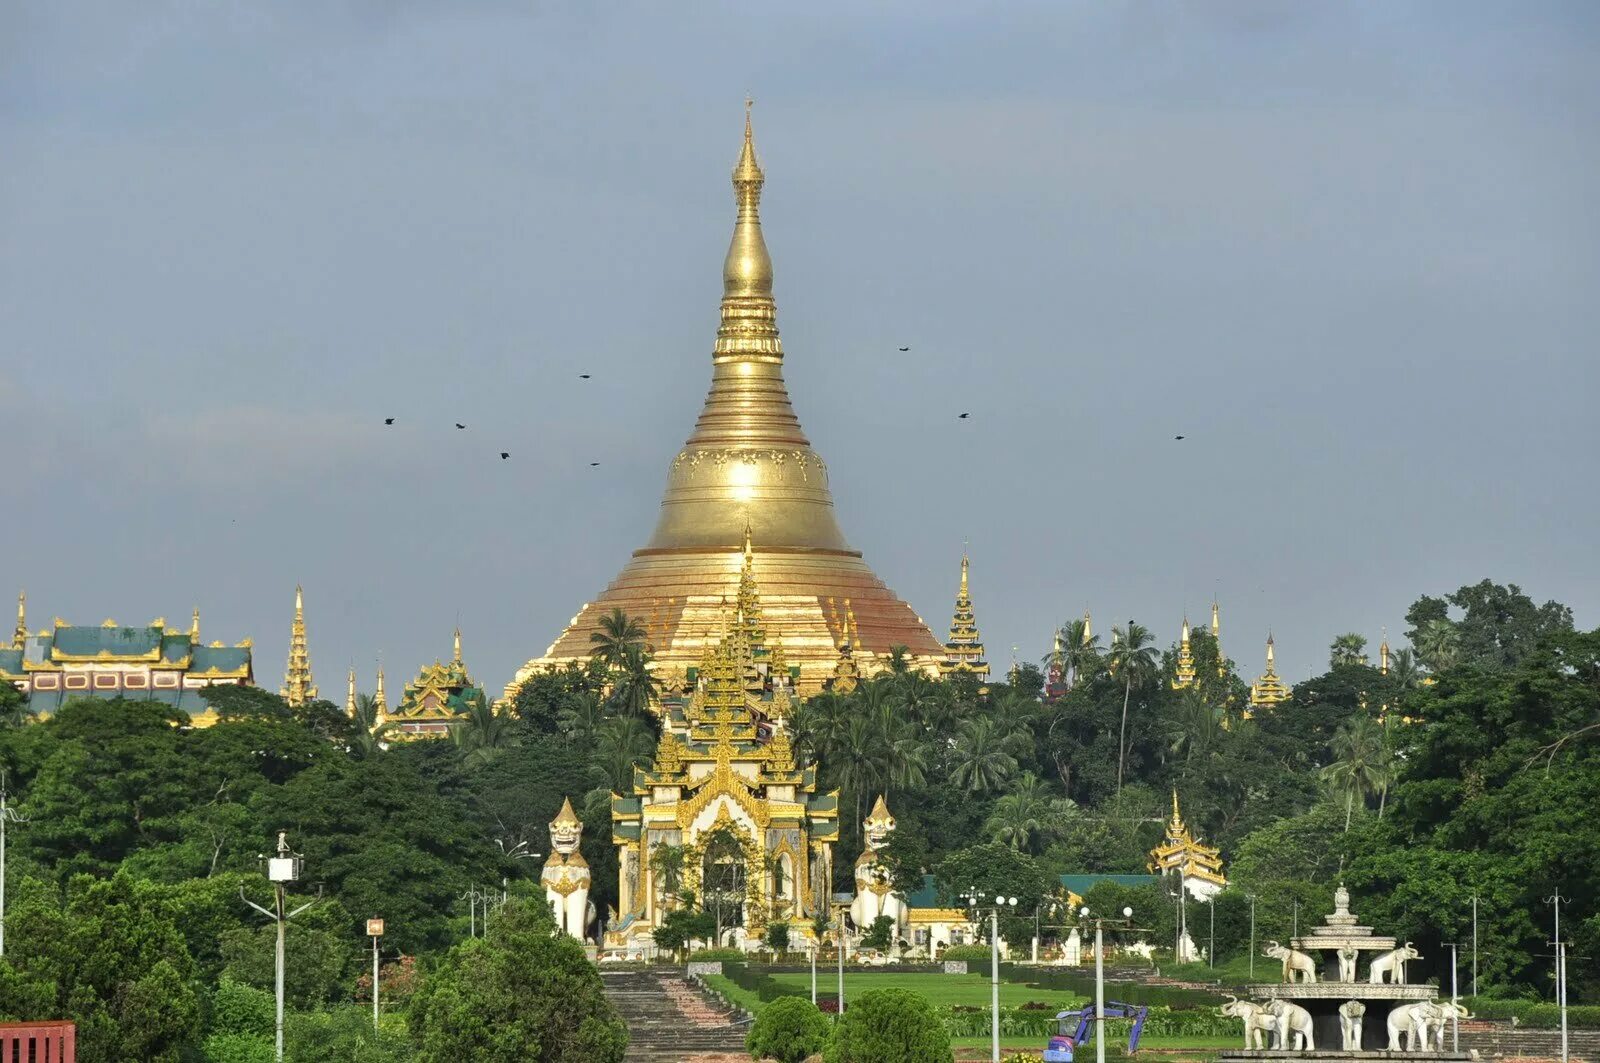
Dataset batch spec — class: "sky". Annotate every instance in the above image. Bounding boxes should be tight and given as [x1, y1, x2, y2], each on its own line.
[3, 2, 1596, 694]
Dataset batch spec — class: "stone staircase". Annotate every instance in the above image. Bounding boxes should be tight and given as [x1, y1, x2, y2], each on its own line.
[602, 969, 752, 1062]
[1456, 1019, 1598, 1062]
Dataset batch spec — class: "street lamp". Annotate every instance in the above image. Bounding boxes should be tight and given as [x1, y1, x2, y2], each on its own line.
[1078, 905, 1135, 1063]
[241, 831, 320, 1063]
[964, 890, 1019, 1063]
[367, 918, 385, 1031]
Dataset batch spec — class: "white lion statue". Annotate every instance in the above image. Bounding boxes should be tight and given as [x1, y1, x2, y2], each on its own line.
[1264, 939, 1318, 983]
[1370, 941, 1421, 984]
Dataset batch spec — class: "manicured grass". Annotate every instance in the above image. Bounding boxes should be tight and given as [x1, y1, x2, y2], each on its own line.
[701, 974, 763, 1015]
[769, 970, 1086, 1009]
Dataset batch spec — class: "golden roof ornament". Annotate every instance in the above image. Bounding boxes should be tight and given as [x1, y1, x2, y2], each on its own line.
[453, 626, 463, 668]
[939, 552, 990, 678]
[13, 590, 25, 649]
[1212, 599, 1225, 677]
[374, 663, 388, 719]
[1250, 633, 1291, 709]
[1083, 610, 1093, 646]
[652, 731, 685, 775]
[190, 607, 200, 644]
[345, 665, 357, 716]
[1172, 616, 1197, 689]
[280, 585, 317, 707]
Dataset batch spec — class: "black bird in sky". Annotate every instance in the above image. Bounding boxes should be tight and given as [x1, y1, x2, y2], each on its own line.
[1175, 435, 1185, 440]
[958, 412, 970, 419]
[589, 462, 601, 467]
[897, 346, 910, 352]
[500, 452, 510, 460]
[579, 374, 592, 379]
[455, 423, 466, 430]
[383, 417, 395, 425]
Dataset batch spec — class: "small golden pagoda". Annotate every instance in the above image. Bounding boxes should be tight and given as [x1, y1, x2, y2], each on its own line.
[938, 555, 989, 679]
[510, 103, 942, 698]
[1249, 634, 1291, 710]
[1211, 600, 1225, 677]
[606, 587, 838, 953]
[1148, 790, 1227, 899]
[280, 586, 317, 708]
[1172, 616, 1197, 689]
[391, 628, 485, 739]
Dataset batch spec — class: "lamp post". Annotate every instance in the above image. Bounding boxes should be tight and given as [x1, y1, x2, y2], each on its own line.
[241, 832, 320, 1063]
[1547, 893, 1568, 1063]
[0, 776, 30, 959]
[1246, 893, 1256, 979]
[367, 918, 385, 1031]
[837, 903, 847, 1016]
[1470, 893, 1479, 997]
[964, 890, 1019, 1063]
[458, 884, 490, 937]
[1079, 905, 1135, 1063]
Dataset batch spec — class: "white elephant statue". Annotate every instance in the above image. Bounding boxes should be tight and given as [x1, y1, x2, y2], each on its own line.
[1339, 999, 1367, 1051]
[1220, 996, 1280, 1050]
[1267, 998, 1316, 1050]
[1423, 1002, 1472, 1050]
[1387, 1001, 1442, 1051]
[1264, 939, 1318, 983]
[1370, 941, 1421, 984]
[1338, 945, 1360, 982]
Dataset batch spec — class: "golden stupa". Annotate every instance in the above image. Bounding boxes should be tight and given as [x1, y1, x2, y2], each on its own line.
[511, 104, 942, 696]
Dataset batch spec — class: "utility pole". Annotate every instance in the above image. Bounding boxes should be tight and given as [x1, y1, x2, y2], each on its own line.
[837, 906, 846, 1016]
[1547, 892, 1567, 1063]
[963, 889, 1019, 1063]
[1080, 905, 1135, 1063]
[1209, 898, 1215, 969]
[0, 775, 30, 959]
[1246, 893, 1256, 979]
[241, 832, 319, 1063]
[1471, 893, 1479, 997]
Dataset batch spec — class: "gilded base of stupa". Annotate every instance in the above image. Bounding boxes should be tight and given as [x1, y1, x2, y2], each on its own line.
[510, 104, 942, 698]
[512, 546, 943, 696]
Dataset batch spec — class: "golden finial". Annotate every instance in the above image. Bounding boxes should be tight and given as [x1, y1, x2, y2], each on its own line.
[190, 607, 200, 643]
[1266, 632, 1276, 666]
[1082, 610, 1093, 646]
[1210, 599, 1220, 639]
[452, 626, 463, 667]
[374, 662, 388, 721]
[721, 98, 776, 330]
[1380, 626, 1390, 675]
[280, 584, 317, 707]
[1171, 788, 1183, 828]
[345, 666, 357, 717]
[13, 590, 26, 649]
[1172, 614, 1197, 689]
[1181, 615, 1191, 645]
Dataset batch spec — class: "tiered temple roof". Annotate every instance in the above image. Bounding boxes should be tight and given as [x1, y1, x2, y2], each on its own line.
[1249, 634, 1291, 710]
[391, 628, 485, 738]
[1172, 616, 1197, 689]
[938, 555, 989, 679]
[1147, 790, 1227, 895]
[280, 586, 317, 707]
[1, 596, 253, 721]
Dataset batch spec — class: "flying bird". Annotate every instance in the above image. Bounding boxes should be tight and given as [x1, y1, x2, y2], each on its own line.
[958, 412, 970, 419]
[1174, 435, 1185, 440]
[589, 462, 601, 467]
[897, 346, 910, 352]
[500, 452, 510, 460]
[455, 423, 466, 430]
[579, 374, 591, 379]
[383, 417, 395, 425]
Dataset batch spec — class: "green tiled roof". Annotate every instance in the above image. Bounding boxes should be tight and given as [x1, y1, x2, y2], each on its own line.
[807, 792, 838, 814]
[0, 648, 21, 676]
[613, 822, 642, 841]
[191, 645, 251, 673]
[160, 634, 192, 663]
[611, 795, 642, 815]
[48, 624, 163, 658]
[23, 686, 212, 718]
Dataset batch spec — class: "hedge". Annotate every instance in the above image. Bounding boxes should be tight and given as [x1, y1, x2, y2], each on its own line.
[1464, 997, 1600, 1029]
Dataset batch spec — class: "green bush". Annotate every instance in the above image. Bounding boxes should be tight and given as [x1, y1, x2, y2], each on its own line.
[286, 1007, 409, 1062]
[830, 988, 951, 1063]
[746, 997, 830, 1063]
[1463, 997, 1600, 1028]
[209, 979, 275, 1038]
[201, 1033, 274, 1063]
[939, 944, 993, 961]
[688, 946, 747, 961]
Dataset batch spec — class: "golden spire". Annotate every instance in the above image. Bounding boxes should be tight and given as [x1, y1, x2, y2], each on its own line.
[1211, 599, 1224, 676]
[768, 628, 788, 684]
[345, 666, 357, 717]
[735, 521, 765, 646]
[452, 626, 463, 667]
[1380, 626, 1390, 675]
[1250, 633, 1290, 710]
[190, 607, 200, 644]
[869, 793, 893, 821]
[374, 663, 388, 721]
[1170, 788, 1184, 831]
[13, 590, 26, 649]
[280, 585, 318, 707]
[1172, 615, 1196, 689]
[939, 552, 989, 678]
[1082, 611, 1093, 646]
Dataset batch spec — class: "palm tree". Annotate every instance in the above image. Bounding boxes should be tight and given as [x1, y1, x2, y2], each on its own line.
[1163, 689, 1222, 771]
[594, 715, 656, 792]
[1416, 619, 1461, 673]
[1388, 647, 1423, 692]
[1107, 620, 1159, 801]
[1320, 714, 1389, 832]
[610, 643, 660, 717]
[590, 608, 648, 669]
[951, 716, 1019, 794]
[556, 690, 605, 749]
[652, 843, 687, 909]
[348, 692, 395, 759]
[885, 645, 911, 675]
[1062, 617, 1101, 689]
[1329, 633, 1369, 668]
[983, 771, 1075, 853]
[452, 692, 518, 767]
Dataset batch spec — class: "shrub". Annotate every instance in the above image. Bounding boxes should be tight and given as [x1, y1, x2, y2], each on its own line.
[764, 921, 792, 954]
[201, 1033, 274, 1063]
[688, 946, 747, 962]
[209, 979, 275, 1039]
[861, 915, 895, 952]
[830, 988, 951, 1063]
[746, 997, 830, 1063]
[939, 944, 992, 961]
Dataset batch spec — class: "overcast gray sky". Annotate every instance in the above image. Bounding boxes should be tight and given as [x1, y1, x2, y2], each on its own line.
[3, 2, 1596, 694]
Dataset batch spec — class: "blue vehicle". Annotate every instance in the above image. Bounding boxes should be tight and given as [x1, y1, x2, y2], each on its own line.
[1043, 1002, 1150, 1061]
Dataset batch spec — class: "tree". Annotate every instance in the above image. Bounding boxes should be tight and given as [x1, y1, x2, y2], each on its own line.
[0, 682, 34, 727]
[1406, 581, 1573, 670]
[933, 843, 1056, 946]
[589, 608, 647, 669]
[1320, 714, 1389, 832]
[452, 691, 519, 767]
[983, 771, 1073, 853]
[1415, 618, 1462, 673]
[1329, 633, 1369, 668]
[651, 843, 687, 909]
[950, 716, 1018, 794]
[746, 997, 829, 1063]
[831, 988, 951, 1063]
[609, 643, 659, 717]
[763, 919, 791, 954]
[593, 715, 655, 792]
[1107, 621, 1159, 800]
[348, 692, 395, 760]
[409, 896, 627, 1062]
[860, 913, 895, 951]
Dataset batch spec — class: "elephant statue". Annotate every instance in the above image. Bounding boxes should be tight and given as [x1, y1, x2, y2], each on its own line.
[1370, 941, 1421, 984]
[1387, 1001, 1442, 1051]
[1339, 1000, 1367, 1051]
[1338, 945, 1360, 982]
[1263, 939, 1318, 983]
[1220, 996, 1280, 1050]
[1422, 1002, 1473, 1050]
[1267, 998, 1315, 1050]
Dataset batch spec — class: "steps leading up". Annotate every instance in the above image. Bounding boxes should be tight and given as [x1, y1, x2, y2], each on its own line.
[602, 969, 752, 1063]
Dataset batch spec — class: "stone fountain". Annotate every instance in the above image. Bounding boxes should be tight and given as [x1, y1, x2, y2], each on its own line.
[1216, 886, 1471, 1061]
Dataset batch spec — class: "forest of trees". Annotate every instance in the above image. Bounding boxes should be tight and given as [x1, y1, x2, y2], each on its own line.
[0, 579, 1593, 1059]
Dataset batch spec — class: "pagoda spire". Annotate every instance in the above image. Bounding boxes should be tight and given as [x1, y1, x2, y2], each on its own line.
[1379, 626, 1390, 675]
[374, 663, 388, 721]
[453, 626, 463, 667]
[13, 590, 26, 648]
[280, 586, 318, 707]
[1211, 599, 1224, 676]
[190, 607, 201, 644]
[939, 553, 989, 678]
[1250, 633, 1290, 710]
[1082, 611, 1093, 646]
[1172, 615, 1197, 689]
[735, 521, 765, 645]
[345, 666, 357, 717]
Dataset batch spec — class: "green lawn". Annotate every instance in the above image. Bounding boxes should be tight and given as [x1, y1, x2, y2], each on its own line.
[769, 971, 1086, 1009]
